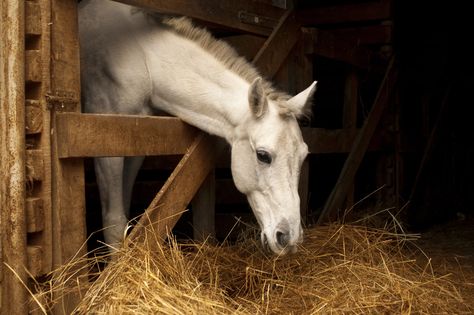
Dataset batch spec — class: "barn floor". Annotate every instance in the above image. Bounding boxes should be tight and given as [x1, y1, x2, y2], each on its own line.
[415, 218, 474, 310]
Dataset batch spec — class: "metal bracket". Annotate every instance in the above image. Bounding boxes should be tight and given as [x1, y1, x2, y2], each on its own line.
[238, 11, 277, 29]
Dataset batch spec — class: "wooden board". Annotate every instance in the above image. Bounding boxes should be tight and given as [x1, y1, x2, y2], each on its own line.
[55, 113, 199, 158]
[49, 0, 87, 312]
[0, 1, 28, 314]
[114, 0, 285, 36]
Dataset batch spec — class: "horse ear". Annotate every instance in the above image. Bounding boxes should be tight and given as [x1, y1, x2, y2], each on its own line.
[286, 81, 317, 118]
[248, 77, 267, 118]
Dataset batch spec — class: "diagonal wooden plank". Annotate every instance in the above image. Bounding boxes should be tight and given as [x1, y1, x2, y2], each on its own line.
[126, 133, 223, 248]
[253, 9, 301, 78]
[317, 56, 397, 225]
[113, 0, 284, 36]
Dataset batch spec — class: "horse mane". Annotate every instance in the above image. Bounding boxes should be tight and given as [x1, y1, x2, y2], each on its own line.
[135, 10, 305, 117]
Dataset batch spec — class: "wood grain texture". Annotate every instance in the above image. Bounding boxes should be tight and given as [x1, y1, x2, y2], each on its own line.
[0, 1, 28, 313]
[55, 113, 199, 158]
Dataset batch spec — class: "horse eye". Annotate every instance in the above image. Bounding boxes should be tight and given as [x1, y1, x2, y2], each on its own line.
[256, 150, 272, 164]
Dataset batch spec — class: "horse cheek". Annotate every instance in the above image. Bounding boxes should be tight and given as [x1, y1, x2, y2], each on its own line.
[231, 141, 257, 194]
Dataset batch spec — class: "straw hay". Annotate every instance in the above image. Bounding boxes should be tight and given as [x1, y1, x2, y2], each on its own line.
[33, 223, 472, 314]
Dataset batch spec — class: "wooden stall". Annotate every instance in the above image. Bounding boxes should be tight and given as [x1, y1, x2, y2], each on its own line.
[1, 0, 398, 313]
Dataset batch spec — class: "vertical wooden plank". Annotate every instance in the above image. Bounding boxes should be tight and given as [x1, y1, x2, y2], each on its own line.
[48, 0, 86, 313]
[0, 1, 28, 314]
[342, 69, 358, 208]
[192, 170, 216, 242]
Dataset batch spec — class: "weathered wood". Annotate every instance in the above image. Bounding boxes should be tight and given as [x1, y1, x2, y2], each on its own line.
[27, 246, 43, 278]
[26, 149, 44, 181]
[49, 0, 87, 312]
[297, 0, 392, 25]
[127, 133, 222, 248]
[25, 50, 41, 82]
[25, 100, 43, 134]
[318, 57, 397, 225]
[25, 1, 42, 36]
[55, 113, 199, 158]
[0, 1, 28, 314]
[26, 197, 45, 233]
[113, 0, 285, 36]
[253, 10, 301, 78]
[29, 0, 53, 276]
[304, 28, 371, 69]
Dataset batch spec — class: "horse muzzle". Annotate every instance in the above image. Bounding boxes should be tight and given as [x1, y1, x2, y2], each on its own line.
[261, 225, 303, 255]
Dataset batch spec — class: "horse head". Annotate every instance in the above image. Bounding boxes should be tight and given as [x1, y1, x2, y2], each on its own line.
[231, 78, 317, 255]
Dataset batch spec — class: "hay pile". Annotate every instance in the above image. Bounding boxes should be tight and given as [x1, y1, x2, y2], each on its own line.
[34, 224, 471, 314]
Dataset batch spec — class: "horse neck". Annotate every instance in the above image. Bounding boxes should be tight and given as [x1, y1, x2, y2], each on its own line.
[147, 30, 251, 143]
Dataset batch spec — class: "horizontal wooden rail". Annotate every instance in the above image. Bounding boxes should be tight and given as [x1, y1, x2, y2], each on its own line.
[55, 112, 392, 159]
[55, 113, 199, 158]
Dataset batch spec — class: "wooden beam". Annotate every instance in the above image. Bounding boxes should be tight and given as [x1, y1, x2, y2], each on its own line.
[304, 28, 371, 68]
[55, 113, 199, 158]
[113, 0, 285, 36]
[0, 1, 28, 314]
[297, 0, 392, 25]
[318, 57, 397, 225]
[253, 10, 301, 78]
[49, 0, 87, 312]
[126, 133, 222, 248]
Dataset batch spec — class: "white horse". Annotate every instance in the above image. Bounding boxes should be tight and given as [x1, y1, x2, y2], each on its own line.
[79, 0, 316, 255]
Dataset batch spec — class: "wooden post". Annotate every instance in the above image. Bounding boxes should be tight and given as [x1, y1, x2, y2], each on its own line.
[192, 170, 216, 241]
[342, 69, 359, 208]
[48, 0, 87, 313]
[0, 1, 28, 314]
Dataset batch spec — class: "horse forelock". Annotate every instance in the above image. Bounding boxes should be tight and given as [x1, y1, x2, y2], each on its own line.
[135, 10, 303, 118]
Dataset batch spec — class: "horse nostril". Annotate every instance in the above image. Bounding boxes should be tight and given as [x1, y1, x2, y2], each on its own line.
[276, 231, 290, 248]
